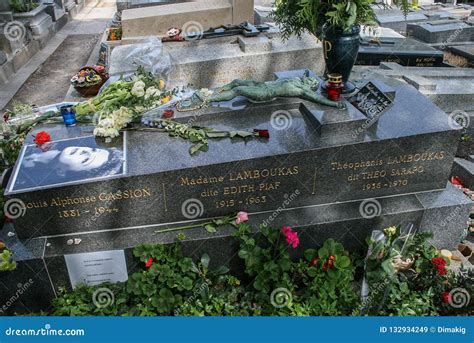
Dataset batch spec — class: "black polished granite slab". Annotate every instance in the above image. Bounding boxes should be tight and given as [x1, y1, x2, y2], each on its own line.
[356, 38, 444, 67]
[4, 79, 462, 239]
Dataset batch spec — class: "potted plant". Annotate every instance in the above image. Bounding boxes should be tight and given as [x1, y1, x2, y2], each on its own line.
[272, 0, 410, 92]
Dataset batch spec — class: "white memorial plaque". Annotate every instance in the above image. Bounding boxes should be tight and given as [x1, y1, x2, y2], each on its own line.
[65, 250, 128, 289]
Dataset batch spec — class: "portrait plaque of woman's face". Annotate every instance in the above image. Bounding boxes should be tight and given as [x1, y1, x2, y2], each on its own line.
[8, 135, 126, 193]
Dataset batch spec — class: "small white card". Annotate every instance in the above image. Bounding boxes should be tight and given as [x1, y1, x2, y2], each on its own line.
[65, 250, 128, 289]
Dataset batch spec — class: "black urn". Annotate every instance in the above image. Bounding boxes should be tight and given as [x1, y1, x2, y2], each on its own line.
[322, 24, 360, 93]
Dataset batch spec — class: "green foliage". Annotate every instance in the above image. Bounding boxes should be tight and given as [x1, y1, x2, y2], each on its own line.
[363, 227, 472, 316]
[9, 0, 38, 12]
[52, 283, 129, 316]
[0, 134, 25, 171]
[384, 283, 439, 316]
[127, 244, 198, 315]
[235, 223, 294, 299]
[272, 0, 410, 37]
[0, 249, 17, 272]
[48, 223, 472, 317]
[440, 266, 474, 316]
[235, 225, 359, 315]
[298, 239, 359, 315]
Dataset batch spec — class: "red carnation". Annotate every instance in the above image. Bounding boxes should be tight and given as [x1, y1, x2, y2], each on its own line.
[253, 129, 270, 138]
[162, 109, 174, 119]
[309, 257, 319, 267]
[450, 176, 464, 187]
[442, 292, 452, 304]
[431, 257, 447, 276]
[145, 257, 153, 268]
[431, 257, 446, 266]
[34, 131, 51, 146]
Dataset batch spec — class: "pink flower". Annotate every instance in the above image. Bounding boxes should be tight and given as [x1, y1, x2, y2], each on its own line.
[235, 211, 249, 225]
[281, 226, 299, 249]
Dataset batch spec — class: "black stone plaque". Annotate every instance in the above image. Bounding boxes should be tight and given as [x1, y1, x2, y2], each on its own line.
[98, 42, 110, 68]
[347, 81, 394, 119]
[8, 135, 126, 193]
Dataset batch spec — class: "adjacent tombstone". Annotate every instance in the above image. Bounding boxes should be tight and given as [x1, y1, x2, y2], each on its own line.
[375, 8, 456, 33]
[357, 37, 445, 67]
[376, 9, 440, 33]
[449, 45, 474, 67]
[254, 5, 273, 25]
[352, 62, 474, 113]
[406, 19, 474, 43]
[451, 156, 474, 189]
[117, 0, 188, 11]
[12, 4, 54, 39]
[110, 32, 325, 88]
[64, 0, 79, 18]
[121, 0, 254, 38]
[41, 0, 67, 24]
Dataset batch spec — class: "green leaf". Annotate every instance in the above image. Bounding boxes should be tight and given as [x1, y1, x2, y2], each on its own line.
[318, 246, 329, 259]
[213, 217, 232, 225]
[213, 265, 230, 275]
[308, 267, 318, 277]
[201, 254, 210, 269]
[304, 249, 316, 261]
[238, 249, 249, 259]
[229, 131, 255, 138]
[327, 268, 340, 280]
[182, 277, 194, 290]
[206, 131, 229, 138]
[189, 142, 207, 155]
[204, 224, 217, 233]
[190, 262, 200, 274]
[334, 256, 350, 269]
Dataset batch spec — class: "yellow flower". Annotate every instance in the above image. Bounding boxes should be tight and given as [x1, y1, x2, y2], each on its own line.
[161, 95, 171, 103]
[158, 79, 165, 90]
[384, 226, 397, 237]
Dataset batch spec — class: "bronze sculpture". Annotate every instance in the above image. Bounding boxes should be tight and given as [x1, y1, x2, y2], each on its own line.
[177, 76, 346, 111]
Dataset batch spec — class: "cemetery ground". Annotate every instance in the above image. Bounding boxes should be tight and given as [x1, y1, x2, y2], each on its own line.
[0, 0, 473, 320]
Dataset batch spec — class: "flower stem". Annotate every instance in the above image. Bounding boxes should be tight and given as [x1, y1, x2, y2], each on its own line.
[154, 221, 213, 235]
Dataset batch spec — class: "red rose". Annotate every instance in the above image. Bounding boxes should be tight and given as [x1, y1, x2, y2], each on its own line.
[34, 131, 51, 146]
[442, 292, 452, 303]
[253, 129, 270, 138]
[145, 257, 153, 268]
[162, 109, 174, 119]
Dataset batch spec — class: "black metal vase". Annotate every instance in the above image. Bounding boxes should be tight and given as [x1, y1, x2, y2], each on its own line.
[322, 24, 360, 93]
